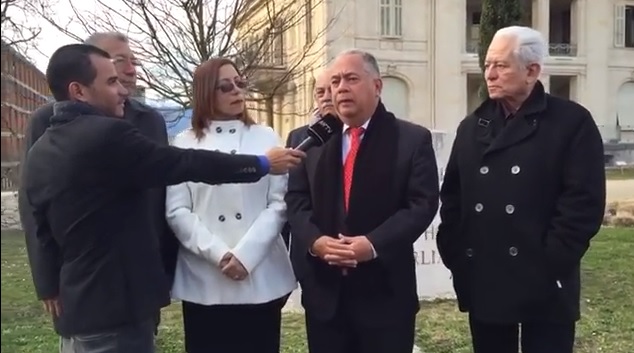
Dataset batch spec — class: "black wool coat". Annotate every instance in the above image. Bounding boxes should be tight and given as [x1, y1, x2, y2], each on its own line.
[437, 82, 606, 323]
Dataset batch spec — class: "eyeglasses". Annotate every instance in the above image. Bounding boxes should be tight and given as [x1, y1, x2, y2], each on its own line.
[216, 78, 248, 93]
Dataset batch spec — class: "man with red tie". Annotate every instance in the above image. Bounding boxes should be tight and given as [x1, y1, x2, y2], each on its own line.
[285, 49, 440, 353]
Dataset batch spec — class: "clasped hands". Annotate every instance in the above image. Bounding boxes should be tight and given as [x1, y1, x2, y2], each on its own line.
[311, 235, 375, 268]
[219, 252, 248, 281]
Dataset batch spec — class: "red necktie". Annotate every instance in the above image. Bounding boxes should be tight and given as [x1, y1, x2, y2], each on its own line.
[343, 127, 364, 212]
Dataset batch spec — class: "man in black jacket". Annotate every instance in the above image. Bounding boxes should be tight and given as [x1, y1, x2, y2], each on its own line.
[436, 26, 605, 353]
[286, 50, 439, 353]
[18, 32, 184, 335]
[22, 43, 304, 353]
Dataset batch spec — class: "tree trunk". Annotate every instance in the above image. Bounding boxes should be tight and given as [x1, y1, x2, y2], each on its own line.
[478, 0, 523, 99]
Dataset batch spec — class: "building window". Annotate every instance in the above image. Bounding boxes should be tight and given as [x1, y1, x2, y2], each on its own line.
[380, 0, 402, 38]
[304, 0, 313, 43]
[614, 4, 634, 48]
[267, 21, 285, 66]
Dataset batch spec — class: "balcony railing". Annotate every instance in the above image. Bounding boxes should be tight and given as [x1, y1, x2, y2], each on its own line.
[548, 43, 577, 56]
[465, 41, 578, 57]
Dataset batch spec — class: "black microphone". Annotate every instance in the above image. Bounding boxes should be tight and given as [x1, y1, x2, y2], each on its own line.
[295, 114, 341, 151]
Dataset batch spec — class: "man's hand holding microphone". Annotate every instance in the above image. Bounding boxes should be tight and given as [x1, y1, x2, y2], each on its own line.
[265, 147, 306, 174]
[263, 106, 342, 175]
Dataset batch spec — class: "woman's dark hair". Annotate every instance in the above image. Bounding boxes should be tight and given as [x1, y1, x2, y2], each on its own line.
[46, 44, 110, 101]
[191, 58, 255, 140]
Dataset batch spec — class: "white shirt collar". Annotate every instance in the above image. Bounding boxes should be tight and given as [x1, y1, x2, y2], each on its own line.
[343, 118, 371, 134]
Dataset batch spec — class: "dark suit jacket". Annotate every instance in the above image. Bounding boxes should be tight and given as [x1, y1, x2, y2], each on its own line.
[285, 119, 439, 325]
[281, 125, 309, 249]
[22, 101, 268, 336]
[18, 100, 180, 297]
[286, 125, 309, 149]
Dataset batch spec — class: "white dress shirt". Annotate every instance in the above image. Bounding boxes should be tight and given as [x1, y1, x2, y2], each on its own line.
[342, 118, 371, 161]
[166, 120, 297, 305]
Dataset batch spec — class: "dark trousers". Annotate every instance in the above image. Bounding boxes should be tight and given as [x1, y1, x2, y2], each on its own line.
[304, 285, 416, 353]
[59, 319, 155, 353]
[469, 315, 576, 353]
[182, 298, 284, 353]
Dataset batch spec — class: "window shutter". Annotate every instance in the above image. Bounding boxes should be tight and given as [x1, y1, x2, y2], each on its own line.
[394, 0, 403, 37]
[380, 0, 391, 36]
[615, 4, 625, 47]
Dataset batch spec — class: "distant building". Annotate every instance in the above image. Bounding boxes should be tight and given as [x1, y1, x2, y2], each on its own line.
[1, 41, 50, 190]
[238, 0, 634, 142]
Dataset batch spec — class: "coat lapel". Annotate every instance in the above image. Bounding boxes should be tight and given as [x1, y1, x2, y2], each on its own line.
[484, 113, 539, 155]
[475, 81, 549, 157]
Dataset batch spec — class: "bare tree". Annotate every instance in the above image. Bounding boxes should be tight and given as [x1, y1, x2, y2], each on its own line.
[1, 0, 45, 202]
[1, 0, 41, 48]
[34, 0, 336, 127]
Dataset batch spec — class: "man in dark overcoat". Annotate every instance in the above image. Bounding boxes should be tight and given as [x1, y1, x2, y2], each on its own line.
[437, 26, 606, 353]
[286, 49, 439, 353]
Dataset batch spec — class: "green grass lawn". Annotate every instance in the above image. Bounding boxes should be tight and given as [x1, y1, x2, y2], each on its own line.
[2, 228, 633, 353]
[606, 167, 634, 180]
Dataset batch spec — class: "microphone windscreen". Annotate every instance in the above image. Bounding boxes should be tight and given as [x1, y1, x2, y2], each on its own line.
[306, 114, 341, 145]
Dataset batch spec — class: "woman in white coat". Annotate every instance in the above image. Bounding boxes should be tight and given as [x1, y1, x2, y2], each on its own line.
[166, 58, 297, 353]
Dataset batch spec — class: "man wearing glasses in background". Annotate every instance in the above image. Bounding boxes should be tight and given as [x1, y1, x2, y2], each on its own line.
[18, 32, 177, 335]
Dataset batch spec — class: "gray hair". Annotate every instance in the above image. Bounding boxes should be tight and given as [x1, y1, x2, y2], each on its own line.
[335, 49, 381, 77]
[494, 26, 548, 68]
[84, 32, 129, 46]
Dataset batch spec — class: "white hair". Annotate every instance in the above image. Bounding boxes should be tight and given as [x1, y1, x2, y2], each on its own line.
[494, 26, 548, 68]
[334, 49, 381, 77]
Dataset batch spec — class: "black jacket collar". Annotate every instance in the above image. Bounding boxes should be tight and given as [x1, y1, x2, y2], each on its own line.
[473, 80, 549, 121]
[50, 98, 152, 125]
[51, 101, 106, 125]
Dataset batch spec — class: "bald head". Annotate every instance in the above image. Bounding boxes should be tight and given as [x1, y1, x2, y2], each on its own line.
[313, 68, 333, 115]
[315, 69, 329, 88]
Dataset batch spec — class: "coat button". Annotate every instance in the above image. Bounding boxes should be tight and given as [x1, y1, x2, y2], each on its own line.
[216, 126, 222, 133]
[474, 203, 484, 212]
[509, 246, 519, 256]
[230, 149, 237, 154]
[218, 215, 225, 222]
[229, 128, 236, 134]
[479, 166, 489, 175]
[235, 213, 242, 220]
[505, 204, 515, 214]
[465, 248, 474, 257]
[511, 165, 521, 175]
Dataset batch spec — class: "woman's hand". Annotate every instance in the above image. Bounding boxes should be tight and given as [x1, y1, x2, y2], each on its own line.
[220, 252, 248, 280]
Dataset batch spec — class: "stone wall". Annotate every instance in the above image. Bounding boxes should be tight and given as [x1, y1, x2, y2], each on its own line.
[604, 199, 634, 227]
[1, 192, 20, 230]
